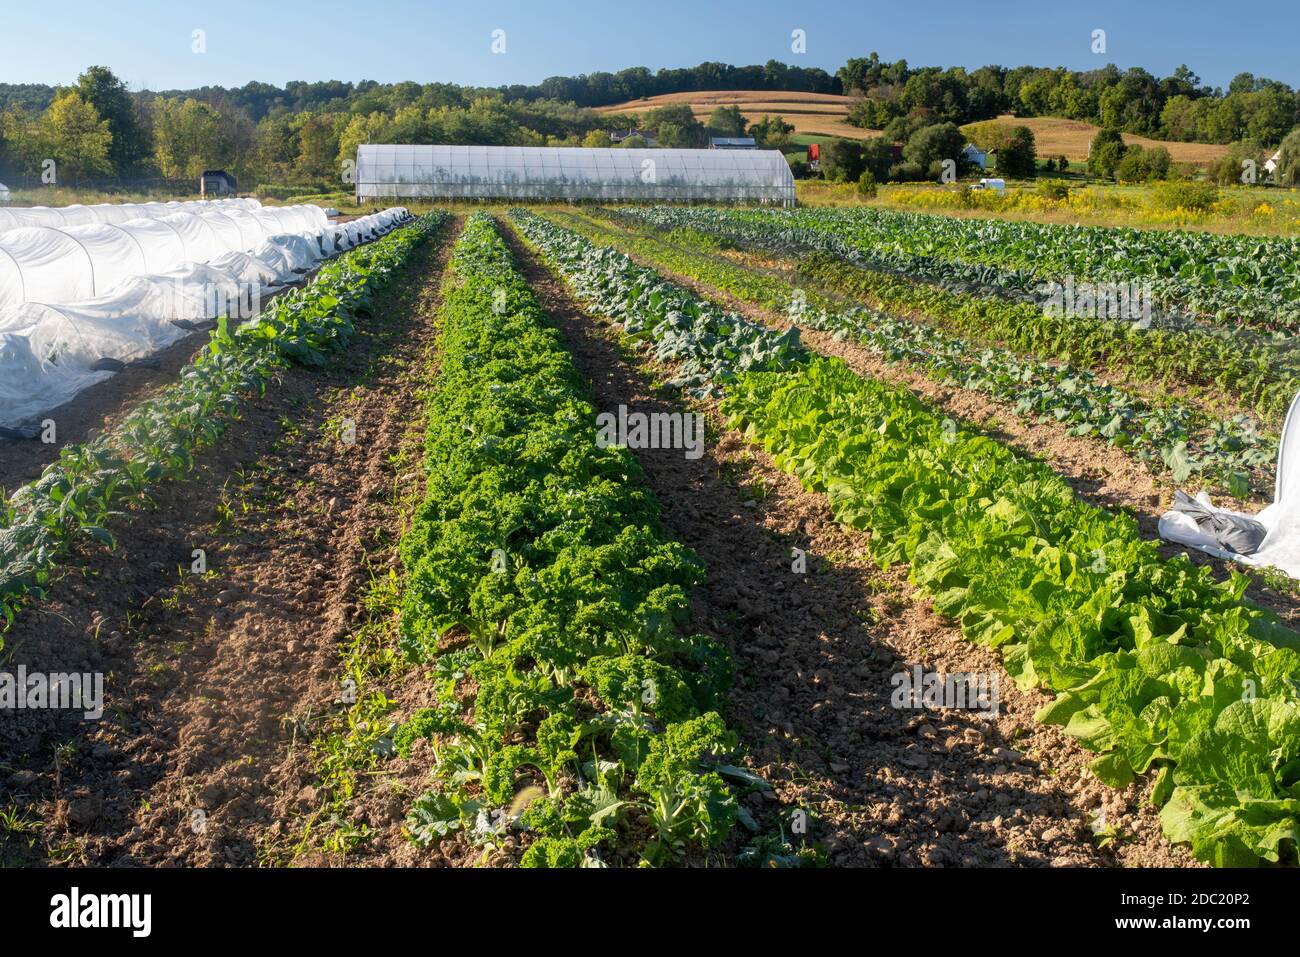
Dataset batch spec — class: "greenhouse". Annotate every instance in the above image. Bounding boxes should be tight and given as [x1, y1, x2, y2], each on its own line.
[354, 144, 796, 205]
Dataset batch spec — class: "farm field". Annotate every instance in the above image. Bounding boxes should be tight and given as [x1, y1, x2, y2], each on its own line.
[596, 90, 877, 139]
[5, 8, 1300, 932]
[964, 115, 1232, 165]
[4, 198, 1300, 881]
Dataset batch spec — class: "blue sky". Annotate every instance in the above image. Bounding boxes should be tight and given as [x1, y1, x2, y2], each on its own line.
[2, 0, 1295, 91]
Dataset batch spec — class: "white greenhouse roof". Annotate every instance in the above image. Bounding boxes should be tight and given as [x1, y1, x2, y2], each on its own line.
[355, 144, 795, 205]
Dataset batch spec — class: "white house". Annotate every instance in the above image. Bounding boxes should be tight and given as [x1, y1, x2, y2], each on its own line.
[961, 143, 989, 170]
[1265, 149, 1282, 175]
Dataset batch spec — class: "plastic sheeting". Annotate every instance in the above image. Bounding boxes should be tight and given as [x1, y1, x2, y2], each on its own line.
[355, 144, 796, 205]
[0, 205, 331, 309]
[1159, 390, 1300, 579]
[0, 197, 260, 233]
[0, 208, 412, 428]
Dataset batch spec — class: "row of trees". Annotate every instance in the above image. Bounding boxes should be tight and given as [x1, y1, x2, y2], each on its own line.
[838, 55, 1300, 147]
[605, 103, 793, 149]
[2, 58, 1299, 190]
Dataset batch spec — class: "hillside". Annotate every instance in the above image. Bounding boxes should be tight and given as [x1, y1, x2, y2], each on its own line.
[964, 115, 1231, 165]
[595, 90, 876, 140]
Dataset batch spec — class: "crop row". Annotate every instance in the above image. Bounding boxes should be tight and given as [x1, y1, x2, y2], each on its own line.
[615, 206, 1300, 424]
[724, 359, 1300, 867]
[541, 209, 1275, 497]
[621, 205, 1300, 336]
[517, 211, 1300, 867]
[0, 212, 446, 638]
[393, 213, 746, 867]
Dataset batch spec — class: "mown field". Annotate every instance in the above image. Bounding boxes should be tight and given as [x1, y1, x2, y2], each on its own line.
[595, 89, 873, 140]
[962, 115, 1232, 165]
[3, 198, 1299, 871]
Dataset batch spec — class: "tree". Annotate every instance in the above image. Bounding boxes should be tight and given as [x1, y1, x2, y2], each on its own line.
[74, 66, 148, 175]
[1088, 127, 1126, 178]
[706, 105, 746, 138]
[993, 126, 1037, 177]
[656, 122, 693, 148]
[1276, 128, 1300, 186]
[151, 97, 232, 181]
[642, 104, 703, 146]
[748, 115, 793, 148]
[820, 138, 865, 182]
[966, 122, 1037, 177]
[1208, 139, 1266, 186]
[295, 112, 339, 180]
[1115, 144, 1171, 182]
[38, 91, 112, 183]
[902, 122, 965, 174]
[582, 129, 612, 147]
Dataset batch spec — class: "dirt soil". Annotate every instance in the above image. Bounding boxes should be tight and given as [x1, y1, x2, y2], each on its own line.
[501, 218, 1195, 868]
[0, 220, 458, 867]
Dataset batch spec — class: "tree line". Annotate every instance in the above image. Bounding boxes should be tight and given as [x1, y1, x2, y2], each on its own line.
[1, 56, 1297, 190]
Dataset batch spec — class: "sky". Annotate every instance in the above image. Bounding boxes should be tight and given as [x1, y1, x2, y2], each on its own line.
[1, 0, 1296, 93]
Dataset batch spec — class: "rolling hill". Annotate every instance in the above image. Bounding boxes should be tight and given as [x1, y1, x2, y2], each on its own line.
[594, 90, 875, 140]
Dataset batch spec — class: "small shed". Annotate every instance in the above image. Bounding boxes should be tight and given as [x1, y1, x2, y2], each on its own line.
[0, 182, 10, 204]
[709, 136, 757, 150]
[200, 170, 237, 198]
[961, 143, 989, 171]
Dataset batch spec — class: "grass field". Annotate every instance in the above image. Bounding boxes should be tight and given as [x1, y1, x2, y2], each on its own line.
[595, 89, 877, 140]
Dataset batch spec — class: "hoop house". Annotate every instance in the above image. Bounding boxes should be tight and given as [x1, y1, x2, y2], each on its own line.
[355, 144, 796, 205]
[0, 197, 262, 234]
[0, 205, 330, 309]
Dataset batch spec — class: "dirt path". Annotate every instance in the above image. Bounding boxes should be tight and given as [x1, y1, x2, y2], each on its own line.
[0, 218, 459, 867]
[501, 219, 1193, 868]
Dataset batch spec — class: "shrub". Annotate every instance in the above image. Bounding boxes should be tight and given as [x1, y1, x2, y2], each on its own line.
[821, 138, 866, 182]
[888, 161, 926, 182]
[1035, 178, 1072, 201]
[856, 170, 878, 197]
[1276, 127, 1300, 186]
[1116, 145, 1172, 183]
[1149, 180, 1220, 211]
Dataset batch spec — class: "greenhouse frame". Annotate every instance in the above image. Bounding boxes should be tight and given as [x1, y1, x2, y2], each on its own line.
[354, 144, 796, 205]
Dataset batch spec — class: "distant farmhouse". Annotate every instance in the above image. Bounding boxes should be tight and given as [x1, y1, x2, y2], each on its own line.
[961, 143, 989, 171]
[610, 129, 658, 147]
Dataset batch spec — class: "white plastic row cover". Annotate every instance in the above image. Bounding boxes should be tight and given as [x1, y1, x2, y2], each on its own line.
[0, 208, 413, 428]
[0, 205, 329, 310]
